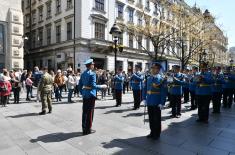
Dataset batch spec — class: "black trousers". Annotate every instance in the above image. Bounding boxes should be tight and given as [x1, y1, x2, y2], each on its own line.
[190, 91, 197, 109]
[14, 88, 20, 103]
[197, 95, 211, 121]
[123, 84, 126, 94]
[148, 106, 161, 137]
[1, 96, 8, 106]
[183, 88, 189, 103]
[115, 90, 122, 106]
[82, 97, 95, 133]
[133, 90, 142, 109]
[170, 95, 181, 116]
[223, 88, 233, 108]
[212, 92, 222, 113]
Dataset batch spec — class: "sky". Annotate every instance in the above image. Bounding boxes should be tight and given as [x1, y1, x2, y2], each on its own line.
[185, 0, 235, 49]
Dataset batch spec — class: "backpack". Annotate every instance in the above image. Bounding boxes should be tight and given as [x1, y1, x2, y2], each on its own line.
[0, 83, 8, 92]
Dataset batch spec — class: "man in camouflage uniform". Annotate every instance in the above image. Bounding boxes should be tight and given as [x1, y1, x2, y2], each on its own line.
[38, 67, 54, 115]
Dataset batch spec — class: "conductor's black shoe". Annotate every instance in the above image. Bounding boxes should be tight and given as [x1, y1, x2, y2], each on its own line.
[87, 129, 96, 134]
[39, 111, 46, 115]
[48, 110, 52, 114]
[146, 134, 153, 139]
[133, 107, 137, 110]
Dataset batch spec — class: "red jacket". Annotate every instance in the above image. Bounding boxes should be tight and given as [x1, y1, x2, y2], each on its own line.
[0, 81, 12, 96]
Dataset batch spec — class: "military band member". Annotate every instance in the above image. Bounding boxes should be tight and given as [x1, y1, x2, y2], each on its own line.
[189, 66, 199, 110]
[195, 62, 213, 123]
[38, 67, 54, 115]
[211, 66, 223, 113]
[183, 69, 190, 103]
[142, 62, 167, 140]
[130, 65, 144, 110]
[79, 59, 107, 135]
[169, 65, 185, 118]
[114, 68, 125, 107]
[222, 67, 235, 108]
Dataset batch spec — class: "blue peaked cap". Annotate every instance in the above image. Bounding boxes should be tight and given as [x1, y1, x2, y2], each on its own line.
[151, 62, 162, 68]
[84, 59, 94, 65]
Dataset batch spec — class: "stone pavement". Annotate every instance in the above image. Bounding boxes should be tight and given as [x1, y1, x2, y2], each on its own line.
[0, 90, 235, 155]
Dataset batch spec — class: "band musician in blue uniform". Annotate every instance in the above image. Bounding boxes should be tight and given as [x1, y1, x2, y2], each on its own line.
[130, 65, 144, 110]
[142, 62, 167, 140]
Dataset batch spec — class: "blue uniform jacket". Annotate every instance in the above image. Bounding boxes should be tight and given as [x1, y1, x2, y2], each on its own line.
[114, 74, 124, 90]
[189, 73, 198, 92]
[195, 72, 214, 96]
[211, 73, 224, 93]
[78, 69, 102, 99]
[222, 73, 235, 89]
[182, 74, 189, 89]
[169, 73, 185, 95]
[142, 74, 167, 106]
[130, 72, 144, 90]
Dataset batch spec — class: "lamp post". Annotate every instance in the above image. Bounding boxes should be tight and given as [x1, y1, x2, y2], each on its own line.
[202, 49, 207, 63]
[230, 59, 234, 68]
[109, 22, 122, 74]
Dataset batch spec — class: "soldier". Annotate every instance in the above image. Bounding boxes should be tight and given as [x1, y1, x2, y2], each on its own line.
[222, 67, 235, 108]
[130, 65, 144, 110]
[211, 66, 224, 113]
[189, 66, 199, 110]
[142, 62, 167, 140]
[114, 68, 124, 107]
[195, 62, 213, 123]
[78, 59, 107, 135]
[38, 67, 54, 115]
[183, 69, 190, 103]
[169, 65, 185, 118]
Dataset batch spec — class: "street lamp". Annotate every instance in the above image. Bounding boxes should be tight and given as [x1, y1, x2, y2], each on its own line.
[230, 59, 234, 67]
[110, 22, 122, 74]
[202, 49, 207, 62]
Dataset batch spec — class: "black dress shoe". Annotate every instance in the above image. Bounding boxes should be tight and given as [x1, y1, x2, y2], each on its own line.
[146, 134, 153, 139]
[133, 107, 137, 110]
[48, 110, 52, 114]
[170, 115, 177, 118]
[39, 111, 46, 115]
[152, 135, 160, 140]
[196, 119, 203, 122]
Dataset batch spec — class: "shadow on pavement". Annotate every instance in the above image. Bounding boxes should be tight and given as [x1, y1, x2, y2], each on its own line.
[104, 108, 133, 114]
[7, 113, 38, 118]
[95, 105, 116, 110]
[122, 112, 145, 118]
[30, 132, 83, 143]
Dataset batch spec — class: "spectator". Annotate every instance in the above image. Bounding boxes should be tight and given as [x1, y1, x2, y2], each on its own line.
[67, 70, 76, 103]
[0, 75, 12, 107]
[54, 70, 64, 102]
[26, 72, 33, 101]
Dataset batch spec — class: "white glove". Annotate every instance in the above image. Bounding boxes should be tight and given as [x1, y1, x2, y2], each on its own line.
[158, 104, 163, 110]
[141, 100, 146, 105]
[100, 84, 107, 89]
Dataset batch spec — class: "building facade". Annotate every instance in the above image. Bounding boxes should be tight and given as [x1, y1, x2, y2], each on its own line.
[22, 0, 228, 72]
[0, 0, 24, 71]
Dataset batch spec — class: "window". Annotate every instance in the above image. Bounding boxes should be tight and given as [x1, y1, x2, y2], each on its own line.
[26, 0, 30, 7]
[25, 14, 30, 27]
[118, 33, 123, 45]
[146, 0, 150, 9]
[67, 22, 72, 40]
[129, 9, 134, 23]
[137, 35, 142, 50]
[38, 7, 43, 22]
[95, 0, 104, 11]
[67, 0, 73, 9]
[46, 26, 51, 45]
[95, 22, 105, 39]
[32, 10, 36, 24]
[137, 15, 142, 26]
[46, 2, 51, 18]
[129, 33, 134, 48]
[13, 50, 19, 56]
[0, 24, 5, 53]
[146, 38, 150, 51]
[56, 25, 61, 43]
[32, 30, 36, 48]
[38, 28, 43, 46]
[56, 0, 61, 14]
[117, 3, 124, 18]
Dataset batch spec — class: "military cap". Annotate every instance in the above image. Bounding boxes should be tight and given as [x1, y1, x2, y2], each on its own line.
[151, 62, 162, 68]
[84, 59, 94, 65]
